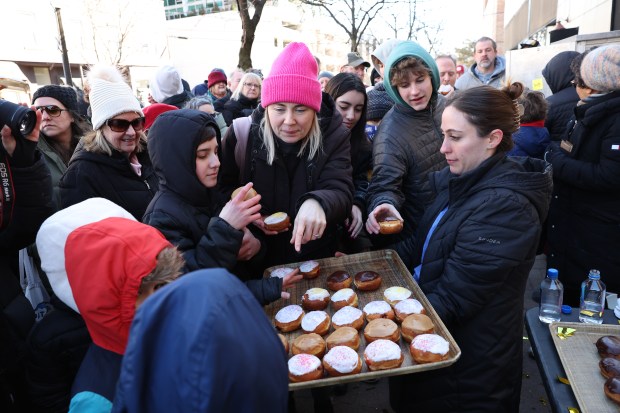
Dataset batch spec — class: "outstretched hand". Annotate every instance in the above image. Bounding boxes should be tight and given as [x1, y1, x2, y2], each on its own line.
[280, 268, 302, 299]
[365, 203, 403, 234]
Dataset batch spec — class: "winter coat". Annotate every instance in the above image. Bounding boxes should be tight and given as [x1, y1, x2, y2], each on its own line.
[59, 147, 158, 221]
[542, 51, 580, 142]
[219, 93, 353, 270]
[112, 269, 288, 413]
[210, 90, 231, 112]
[508, 123, 550, 159]
[37, 133, 79, 210]
[143, 109, 282, 305]
[546, 91, 620, 306]
[390, 154, 552, 413]
[221, 93, 259, 126]
[455, 56, 506, 90]
[351, 133, 372, 216]
[0, 145, 53, 413]
[65, 217, 173, 412]
[367, 40, 447, 257]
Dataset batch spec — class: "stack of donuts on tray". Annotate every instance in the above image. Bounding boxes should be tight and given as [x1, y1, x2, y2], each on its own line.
[268, 258, 452, 383]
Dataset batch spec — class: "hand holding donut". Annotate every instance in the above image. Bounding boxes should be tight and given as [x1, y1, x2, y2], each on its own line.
[219, 182, 262, 230]
[365, 203, 403, 235]
[290, 198, 326, 252]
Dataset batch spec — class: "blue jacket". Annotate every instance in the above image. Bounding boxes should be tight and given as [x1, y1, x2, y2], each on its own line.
[112, 269, 289, 413]
[508, 125, 550, 159]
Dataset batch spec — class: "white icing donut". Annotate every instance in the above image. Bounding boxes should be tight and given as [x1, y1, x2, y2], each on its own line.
[394, 298, 424, 315]
[305, 288, 330, 301]
[264, 212, 287, 225]
[301, 311, 328, 331]
[364, 339, 401, 362]
[384, 286, 412, 302]
[411, 334, 449, 355]
[275, 305, 303, 323]
[363, 300, 392, 315]
[288, 354, 321, 377]
[331, 288, 354, 302]
[332, 306, 363, 326]
[299, 260, 319, 273]
[323, 346, 359, 373]
[271, 267, 294, 278]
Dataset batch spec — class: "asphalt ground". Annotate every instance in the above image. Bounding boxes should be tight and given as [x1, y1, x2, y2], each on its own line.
[291, 254, 553, 413]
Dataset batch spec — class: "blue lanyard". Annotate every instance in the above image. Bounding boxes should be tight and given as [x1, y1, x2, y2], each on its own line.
[414, 206, 448, 281]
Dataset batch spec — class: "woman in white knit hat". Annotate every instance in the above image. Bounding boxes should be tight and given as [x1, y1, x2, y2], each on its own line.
[59, 65, 158, 221]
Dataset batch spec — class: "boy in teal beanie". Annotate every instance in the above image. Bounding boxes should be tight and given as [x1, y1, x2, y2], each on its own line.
[365, 41, 447, 260]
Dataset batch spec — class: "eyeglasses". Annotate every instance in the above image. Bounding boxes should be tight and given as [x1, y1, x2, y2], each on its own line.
[106, 117, 145, 133]
[243, 82, 260, 89]
[35, 105, 67, 117]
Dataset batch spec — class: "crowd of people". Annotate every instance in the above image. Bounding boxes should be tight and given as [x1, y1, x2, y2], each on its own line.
[0, 35, 618, 413]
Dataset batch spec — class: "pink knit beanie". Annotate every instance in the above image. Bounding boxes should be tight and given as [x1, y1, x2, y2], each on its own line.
[261, 42, 321, 112]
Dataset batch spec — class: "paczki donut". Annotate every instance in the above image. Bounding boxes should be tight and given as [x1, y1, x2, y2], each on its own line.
[264, 212, 290, 231]
[364, 339, 403, 371]
[410, 334, 450, 364]
[301, 288, 330, 311]
[322, 346, 362, 377]
[288, 354, 323, 382]
[299, 260, 320, 279]
[274, 304, 304, 333]
[363, 318, 400, 343]
[330, 288, 358, 310]
[231, 186, 258, 201]
[326, 326, 360, 351]
[301, 311, 331, 336]
[379, 217, 403, 234]
[394, 298, 425, 322]
[401, 314, 435, 343]
[383, 286, 412, 307]
[353, 271, 382, 291]
[363, 300, 395, 322]
[292, 333, 327, 359]
[332, 306, 364, 330]
[327, 270, 353, 291]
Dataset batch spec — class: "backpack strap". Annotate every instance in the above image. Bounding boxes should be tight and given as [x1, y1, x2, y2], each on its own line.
[231, 115, 252, 184]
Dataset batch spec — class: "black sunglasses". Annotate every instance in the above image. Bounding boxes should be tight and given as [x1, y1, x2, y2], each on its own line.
[106, 117, 145, 133]
[36, 105, 67, 117]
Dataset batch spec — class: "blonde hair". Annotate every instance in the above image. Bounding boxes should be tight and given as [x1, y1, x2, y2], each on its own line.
[231, 72, 262, 100]
[138, 246, 185, 295]
[83, 128, 147, 156]
[260, 108, 322, 165]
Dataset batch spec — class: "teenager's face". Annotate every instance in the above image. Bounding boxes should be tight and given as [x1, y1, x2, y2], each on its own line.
[440, 106, 498, 175]
[335, 90, 365, 130]
[195, 138, 220, 188]
[396, 72, 433, 111]
[267, 103, 315, 144]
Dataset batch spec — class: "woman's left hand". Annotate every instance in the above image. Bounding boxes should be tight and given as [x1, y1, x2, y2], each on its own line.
[346, 205, 364, 239]
[290, 198, 326, 252]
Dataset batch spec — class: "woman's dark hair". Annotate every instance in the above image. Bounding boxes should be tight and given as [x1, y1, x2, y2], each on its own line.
[518, 89, 547, 123]
[324, 73, 368, 143]
[70, 110, 92, 138]
[570, 50, 590, 88]
[447, 82, 524, 153]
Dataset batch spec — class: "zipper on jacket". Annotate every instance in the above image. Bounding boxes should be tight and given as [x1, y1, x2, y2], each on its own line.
[144, 179, 151, 190]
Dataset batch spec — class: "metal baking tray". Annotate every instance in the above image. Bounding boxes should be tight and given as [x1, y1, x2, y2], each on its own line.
[263, 249, 461, 390]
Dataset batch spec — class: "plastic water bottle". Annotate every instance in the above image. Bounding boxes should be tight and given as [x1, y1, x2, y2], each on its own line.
[539, 268, 563, 323]
[579, 269, 606, 324]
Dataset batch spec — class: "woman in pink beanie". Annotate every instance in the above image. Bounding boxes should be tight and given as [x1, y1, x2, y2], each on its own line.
[219, 42, 354, 271]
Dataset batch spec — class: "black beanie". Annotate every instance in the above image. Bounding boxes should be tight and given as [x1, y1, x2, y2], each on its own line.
[32, 85, 78, 112]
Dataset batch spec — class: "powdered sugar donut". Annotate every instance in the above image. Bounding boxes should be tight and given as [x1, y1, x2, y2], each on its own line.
[274, 304, 304, 332]
[302, 288, 330, 311]
[301, 311, 331, 335]
[332, 306, 364, 330]
[299, 260, 320, 279]
[363, 300, 395, 321]
[322, 346, 362, 377]
[330, 288, 358, 310]
[383, 286, 412, 306]
[270, 267, 295, 279]
[410, 334, 450, 364]
[364, 339, 404, 371]
[288, 353, 323, 382]
[394, 298, 425, 322]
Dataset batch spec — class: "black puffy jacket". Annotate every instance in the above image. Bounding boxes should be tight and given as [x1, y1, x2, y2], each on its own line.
[366, 96, 446, 255]
[542, 51, 580, 142]
[143, 109, 282, 305]
[59, 147, 158, 221]
[546, 91, 620, 305]
[390, 154, 552, 413]
[221, 94, 259, 126]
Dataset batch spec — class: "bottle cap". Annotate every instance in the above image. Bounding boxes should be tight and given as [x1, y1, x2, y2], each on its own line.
[589, 269, 601, 280]
[547, 268, 559, 279]
[561, 305, 572, 315]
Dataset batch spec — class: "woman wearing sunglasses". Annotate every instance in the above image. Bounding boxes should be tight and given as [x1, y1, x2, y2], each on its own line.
[59, 65, 158, 221]
[220, 72, 262, 126]
[32, 85, 91, 209]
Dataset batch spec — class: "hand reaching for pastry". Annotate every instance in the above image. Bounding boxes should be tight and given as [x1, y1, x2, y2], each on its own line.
[280, 268, 303, 299]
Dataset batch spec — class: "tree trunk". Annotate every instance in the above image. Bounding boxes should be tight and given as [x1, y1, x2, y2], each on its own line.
[236, 0, 265, 70]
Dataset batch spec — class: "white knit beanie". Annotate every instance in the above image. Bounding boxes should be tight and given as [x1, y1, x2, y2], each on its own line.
[149, 65, 184, 103]
[36, 198, 136, 313]
[87, 65, 143, 130]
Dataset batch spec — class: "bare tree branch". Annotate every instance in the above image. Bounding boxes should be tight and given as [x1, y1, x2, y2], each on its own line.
[236, 0, 267, 69]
